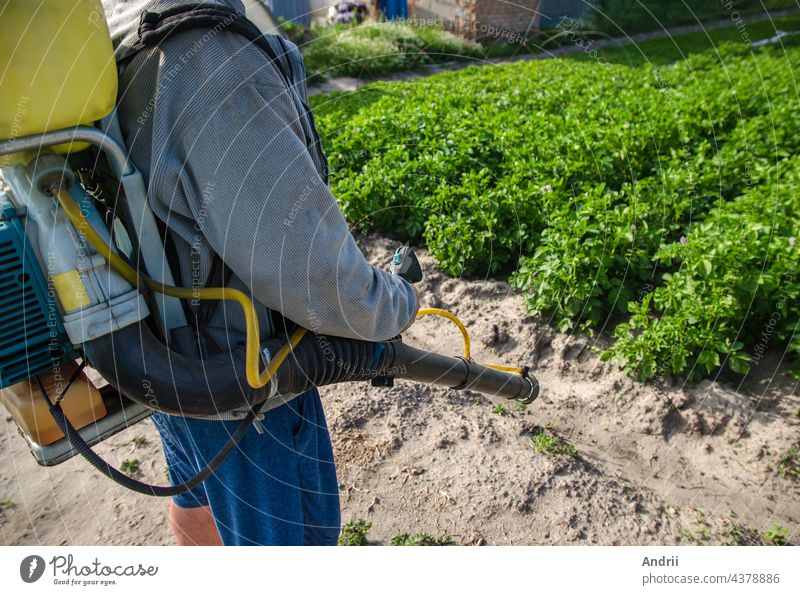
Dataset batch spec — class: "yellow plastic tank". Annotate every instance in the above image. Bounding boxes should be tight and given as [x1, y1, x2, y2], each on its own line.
[0, 0, 118, 167]
[0, 362, 107, 446]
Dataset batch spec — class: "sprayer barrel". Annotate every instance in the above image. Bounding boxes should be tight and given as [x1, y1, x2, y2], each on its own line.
[388, 342, 538, 403]
[86, 325, 539, 417]
[263, 335, 538, 404]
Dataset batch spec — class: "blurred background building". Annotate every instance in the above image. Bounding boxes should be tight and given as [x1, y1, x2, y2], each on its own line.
[243, 0, 595, 36]
[409, 0, 594, 38]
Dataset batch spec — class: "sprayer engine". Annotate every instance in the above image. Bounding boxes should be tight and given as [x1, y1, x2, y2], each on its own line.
[0, 157, 153, 465]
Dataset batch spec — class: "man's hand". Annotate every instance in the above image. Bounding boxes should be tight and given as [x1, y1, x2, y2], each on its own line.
[386, 254, 421, 327]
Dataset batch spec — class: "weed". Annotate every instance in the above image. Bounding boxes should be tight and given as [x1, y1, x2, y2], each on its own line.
[530, 428, 578, 458]
[514, 402, 528, 413]
[681, 512, 767, 545]
[0, 498, 15, 511]
[131, 435, 147, 447]
[677, 526, 711, 544]
[391, 532, 453, 546]
[719, 520, 761, 546]
[678, 523, 713, 544]
[338, 520, 372, 546]
[120, 459, 140, 477]
[777, 446, 799, 479]
[763, 524, 789, 546]
[492, 404, 508, 416]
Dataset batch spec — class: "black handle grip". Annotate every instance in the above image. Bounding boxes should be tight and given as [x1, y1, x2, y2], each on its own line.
[390, 245, 423, 283]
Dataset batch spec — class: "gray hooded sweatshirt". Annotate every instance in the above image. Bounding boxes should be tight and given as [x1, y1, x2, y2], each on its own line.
[101, 0, 416, 350]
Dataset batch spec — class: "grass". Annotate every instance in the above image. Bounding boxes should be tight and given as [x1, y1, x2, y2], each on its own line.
[0, 498, 15, 511]
[582, 0, 798, 37]
[567, 14, 800, 66]
[338, 519, 372, 546]
[530, 428, 578, 458]
[120, 459, 140, 477]
[391, 531, 453, 546]
[298, 22, 483, 81]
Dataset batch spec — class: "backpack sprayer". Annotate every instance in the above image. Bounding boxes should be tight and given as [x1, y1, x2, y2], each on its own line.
[0, 1, 538, 496]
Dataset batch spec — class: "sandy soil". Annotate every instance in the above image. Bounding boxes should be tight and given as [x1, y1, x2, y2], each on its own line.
[1, 235, 798, 546]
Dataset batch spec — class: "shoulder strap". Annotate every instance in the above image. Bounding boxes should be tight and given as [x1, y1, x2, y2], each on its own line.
[160, 220, 231, 355]
[197, 251, 233, 327]
[119, 3, 290, 87]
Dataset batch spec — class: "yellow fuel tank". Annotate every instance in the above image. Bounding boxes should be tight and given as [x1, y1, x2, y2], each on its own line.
[0, 0, 118, 167]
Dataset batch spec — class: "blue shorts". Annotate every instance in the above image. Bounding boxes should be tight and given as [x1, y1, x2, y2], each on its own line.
[151, 388, 340, 546]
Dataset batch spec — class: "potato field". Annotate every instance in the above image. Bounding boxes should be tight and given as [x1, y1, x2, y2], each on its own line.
[311, 41, 800, 381]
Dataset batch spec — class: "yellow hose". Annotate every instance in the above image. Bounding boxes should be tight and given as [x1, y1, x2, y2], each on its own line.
[56, 186, 523, 388]
[417, 308, 471, 354]
[417, 308, 524, 374]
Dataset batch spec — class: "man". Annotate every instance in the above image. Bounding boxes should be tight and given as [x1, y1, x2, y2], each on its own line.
[102, 0, 418, 545]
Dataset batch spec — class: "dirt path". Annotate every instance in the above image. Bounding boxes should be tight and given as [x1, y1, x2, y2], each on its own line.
[1, 235, 797, 545]
[307, 8, 800, 97]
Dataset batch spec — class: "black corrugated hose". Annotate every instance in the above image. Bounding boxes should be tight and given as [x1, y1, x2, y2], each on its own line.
[37, 371, 261, 497]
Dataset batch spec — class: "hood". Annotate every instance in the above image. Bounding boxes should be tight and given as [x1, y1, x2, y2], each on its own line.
[101, 0, 247, 60]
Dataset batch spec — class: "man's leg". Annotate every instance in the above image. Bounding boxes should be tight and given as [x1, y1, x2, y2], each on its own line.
[168, 502, 222, 546]
[291, 388, 342, 545]
[151, 412, 220, 545]
[152, 389, 340, 545]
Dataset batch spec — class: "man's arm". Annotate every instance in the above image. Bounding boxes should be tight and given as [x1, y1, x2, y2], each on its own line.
[157, 72, 416, 341]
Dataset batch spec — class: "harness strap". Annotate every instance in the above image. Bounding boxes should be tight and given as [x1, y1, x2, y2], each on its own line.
[119, 3, 290, 90]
